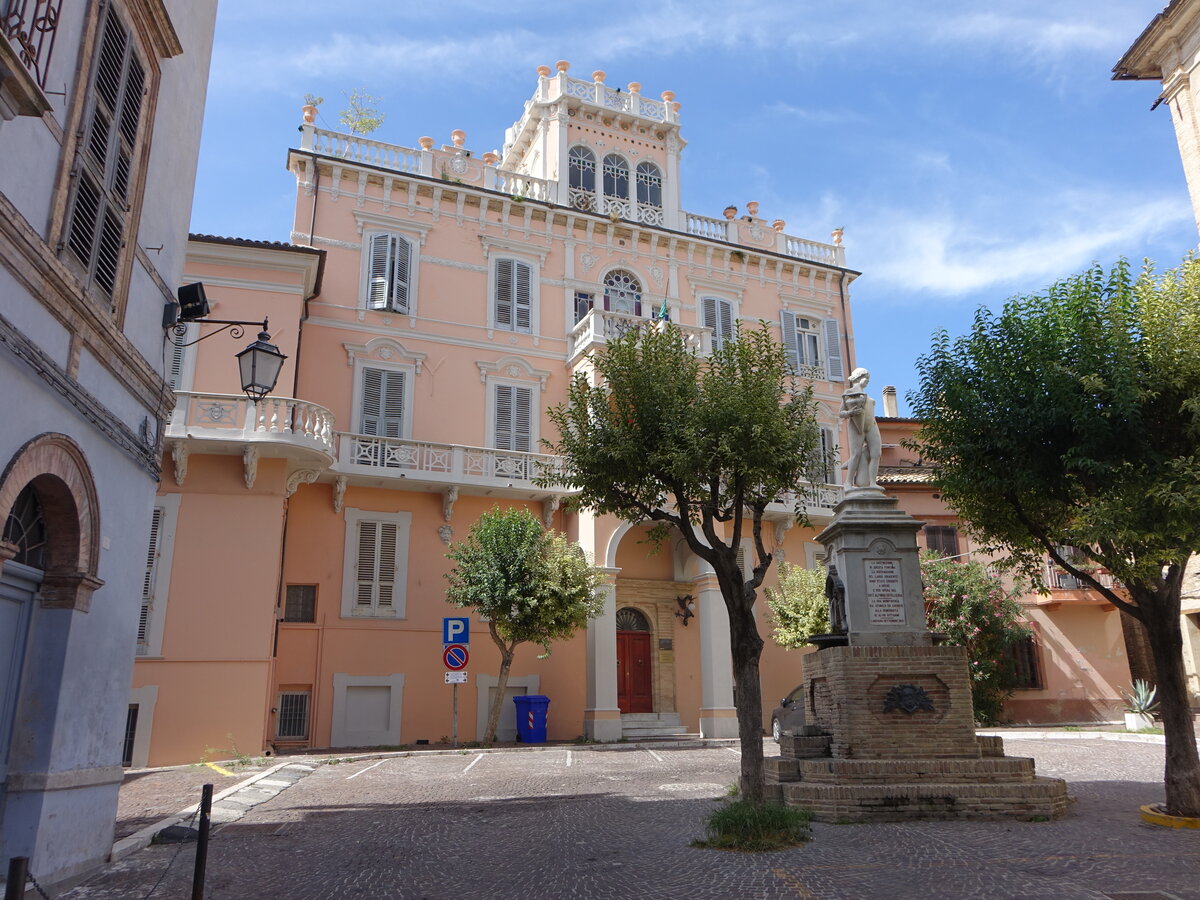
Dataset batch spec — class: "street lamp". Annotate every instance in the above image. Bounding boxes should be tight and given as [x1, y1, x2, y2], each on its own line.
[236, 330, 287, 401]
[165, 282, 288, 400]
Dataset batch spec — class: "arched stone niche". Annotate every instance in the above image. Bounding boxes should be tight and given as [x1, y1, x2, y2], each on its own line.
[0, 433, 104, 610]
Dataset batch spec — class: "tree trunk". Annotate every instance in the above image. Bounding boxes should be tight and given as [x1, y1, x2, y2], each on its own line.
[716, 561, 766, 803]
[1132, 583, 1200, 817]
[485, 643, 516, 745]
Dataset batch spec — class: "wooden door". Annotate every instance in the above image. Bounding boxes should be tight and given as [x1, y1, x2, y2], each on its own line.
[617, 631, 653, 713]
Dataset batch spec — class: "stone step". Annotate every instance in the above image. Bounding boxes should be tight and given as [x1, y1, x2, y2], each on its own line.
[781, 775, 1070, 823]
[620, 725, 690, 738]
[621, 713, 682, 725]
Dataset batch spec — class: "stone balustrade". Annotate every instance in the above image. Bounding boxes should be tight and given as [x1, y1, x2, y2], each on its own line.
[168, 392, 335, 455]
[568, 309, 712, 362]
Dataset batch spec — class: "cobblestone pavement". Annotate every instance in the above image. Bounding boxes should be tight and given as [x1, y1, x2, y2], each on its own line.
[64, 737, 1198, 900]
[115, 764, 264, 840]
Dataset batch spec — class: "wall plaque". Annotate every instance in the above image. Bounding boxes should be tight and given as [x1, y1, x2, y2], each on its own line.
[864, 557, 905, 624]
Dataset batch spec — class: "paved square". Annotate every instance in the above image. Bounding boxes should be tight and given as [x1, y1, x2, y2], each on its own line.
[66, 737, 1199, 899]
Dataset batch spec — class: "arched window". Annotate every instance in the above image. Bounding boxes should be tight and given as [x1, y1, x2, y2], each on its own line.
[568, 145, 596, 211]
[602, 154, 629, 199]
[635, 161, 664, 226]
[3, 484, 47, 570]
[616, 607, 650, 631]
[603, 269, 642, 316]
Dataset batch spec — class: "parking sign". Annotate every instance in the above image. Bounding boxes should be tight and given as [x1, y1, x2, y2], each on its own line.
[443, 616, 469, 645]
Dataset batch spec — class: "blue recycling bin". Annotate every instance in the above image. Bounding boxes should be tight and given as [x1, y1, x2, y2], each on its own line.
[513, 694, 550, 743]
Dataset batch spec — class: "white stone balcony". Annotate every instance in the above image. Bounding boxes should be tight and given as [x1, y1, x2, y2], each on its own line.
[167, 392, 335, 459]
[334, 433, 575, 497]
[768, 483, 843, 519]
[569, 309, 712, 364]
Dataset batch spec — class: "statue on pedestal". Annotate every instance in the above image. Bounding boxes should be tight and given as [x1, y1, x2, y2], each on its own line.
[839, 367, 881, 490]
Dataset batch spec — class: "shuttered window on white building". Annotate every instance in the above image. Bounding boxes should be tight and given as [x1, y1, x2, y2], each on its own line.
[65, 6, 146, 300]
[136, 507, 163, 656]
[701, 296, 735, 351]
[494, 258, 532, 333]
[365, 233, 411, 313]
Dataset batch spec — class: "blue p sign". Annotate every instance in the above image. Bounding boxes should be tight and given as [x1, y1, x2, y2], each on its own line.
[443, 616, 469, 645]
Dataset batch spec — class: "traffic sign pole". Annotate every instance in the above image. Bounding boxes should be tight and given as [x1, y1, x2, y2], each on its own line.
[452, 683, 458, 749]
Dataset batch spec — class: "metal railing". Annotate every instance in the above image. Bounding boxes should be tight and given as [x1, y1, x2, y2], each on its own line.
[2, 0, 60, 89]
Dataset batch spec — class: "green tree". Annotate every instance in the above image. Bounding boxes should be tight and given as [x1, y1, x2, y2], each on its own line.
[764, 563, 827, 650]
[765, 555, 1029, 724]
[445, 507, 604, 743]
[339, 88, 384, 135]
[544, 322, 825, 802]
[909, 258, 1200, 816]
[921, 552, 1029, 725]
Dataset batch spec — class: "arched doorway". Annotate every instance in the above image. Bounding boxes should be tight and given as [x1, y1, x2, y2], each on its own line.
[1, 485, 45, 807]
[616, 607, 653, 713]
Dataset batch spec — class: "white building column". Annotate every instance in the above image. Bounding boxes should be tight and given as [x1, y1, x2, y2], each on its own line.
[694, 572, 738, 738]
[585, 569, 622, 741]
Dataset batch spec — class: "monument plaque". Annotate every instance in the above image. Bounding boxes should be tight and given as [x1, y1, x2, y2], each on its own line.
[864, 557, 905, 625]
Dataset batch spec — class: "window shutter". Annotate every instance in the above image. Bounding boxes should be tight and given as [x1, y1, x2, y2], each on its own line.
[494, 259, 513, 327]
[167, 330, 188, 391]
[494, 384, 514, 450]
[823, 318, 844, 381]
[738, 542, 752, 582]
[719, 299, 733, 348]
[513, 386, 533, 453]
[355, 520, 378, 608]
[780, 311, 799, 371]
[360, 368, 405, 438]
[703, 297, 734, 349]
[138, 507, 163, 648]
[376, 522, 397, 610]
[367, 234, 392, 310]
[513, 261, 532, 332]
[391, 238, 410, 313]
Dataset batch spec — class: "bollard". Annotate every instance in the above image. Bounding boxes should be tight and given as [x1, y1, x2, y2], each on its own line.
[191, 783, 213, 900]
[4, 858, 28, 900]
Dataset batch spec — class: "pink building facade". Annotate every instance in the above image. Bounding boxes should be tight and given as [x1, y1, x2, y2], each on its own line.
[131, 65, 859, 765]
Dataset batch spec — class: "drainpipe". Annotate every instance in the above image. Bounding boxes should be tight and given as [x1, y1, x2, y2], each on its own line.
[837, 270, 852, 375]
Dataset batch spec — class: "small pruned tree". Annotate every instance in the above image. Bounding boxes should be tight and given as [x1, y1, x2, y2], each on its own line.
[445, 506, 604, 744]
[909, 257, 1200, 816]
[766, 555, 1029, 724]
[544, 322, 825, 802]
[339, 88, 384, 136]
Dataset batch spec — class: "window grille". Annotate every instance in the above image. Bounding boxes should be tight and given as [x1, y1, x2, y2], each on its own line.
[568, 145, 595, 191]
[3, 483, 46, 569]
[602, 154, 629, 198]
[284, 585, 316, 622]
[64, 6, 144, 299]
[1006, 636, 1043, 690]
[603, 269, 641, 316]
[573, 291, 594, 323]
[635, 161, 662, 208]
[276, 691, 310, 740]
[616, 607, 650, 631]
[122, 705, 138, 767]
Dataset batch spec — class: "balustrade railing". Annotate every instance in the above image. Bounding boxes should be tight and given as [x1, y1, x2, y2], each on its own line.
[492, 168, 553, 202]
[569, 309, 712, 360]
[169, 392, 335, 454]
[307, 128, 421, 172]
[685, 212, 732, 242]
[2, 0, 61, 89]
[337, 433, 569, 489]
[773, 483, 843, 513]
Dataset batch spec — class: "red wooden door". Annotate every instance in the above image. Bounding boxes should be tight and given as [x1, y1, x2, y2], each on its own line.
[617, 631, 653, 713]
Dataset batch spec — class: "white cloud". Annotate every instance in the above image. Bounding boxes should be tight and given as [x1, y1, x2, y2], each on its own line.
[855, 191, 1193, 297]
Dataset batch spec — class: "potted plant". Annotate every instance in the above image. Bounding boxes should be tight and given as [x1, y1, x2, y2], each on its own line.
[301, 93, 323, 124]
[1121, 679, 1159, 731]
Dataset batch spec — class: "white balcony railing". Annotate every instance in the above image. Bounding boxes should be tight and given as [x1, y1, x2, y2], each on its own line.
[168, 392, 335, 455]
[569, 309, 712, 361]
[772, 483, 843, 515]
[337, 433, 571, 492]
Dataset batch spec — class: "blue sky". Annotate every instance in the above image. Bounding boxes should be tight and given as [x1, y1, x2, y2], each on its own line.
[190, 1, 1195, 412]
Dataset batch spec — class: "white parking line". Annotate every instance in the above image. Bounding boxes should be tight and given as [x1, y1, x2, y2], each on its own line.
[724, 746, 740, 755]
[347, 759, 385, 780]
[463, 753, 485, 773]
[645, 748, 664, 763]
[565, 750, 573, 767]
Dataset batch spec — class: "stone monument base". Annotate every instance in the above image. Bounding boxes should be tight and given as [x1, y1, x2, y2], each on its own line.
[766, 645, 1070, 822]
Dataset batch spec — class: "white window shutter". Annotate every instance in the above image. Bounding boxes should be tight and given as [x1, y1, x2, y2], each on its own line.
[360, 368, 405, 438]
[356, 520, 378, 608]
[823, 318, 844, 381]
[494, 384, 514, 450]
[138, 507, 163, 647]
[494, 259, 513, 328]
[719, 299, 734, 347]
[513, 261, 532, 333]
[391, 238, 410, 313]
[513, 386, 533, 453]
[376, 522, 397, 609]
[367, 234, 392, 310]
[780, 310, 799, 371]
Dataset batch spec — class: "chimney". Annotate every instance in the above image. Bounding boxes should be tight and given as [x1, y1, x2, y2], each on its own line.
[882, 386, 898, 418]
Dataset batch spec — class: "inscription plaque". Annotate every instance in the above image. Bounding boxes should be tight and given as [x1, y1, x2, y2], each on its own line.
[864, 557, 905, 625]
